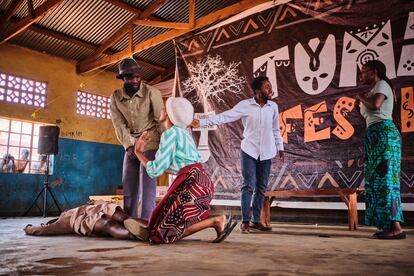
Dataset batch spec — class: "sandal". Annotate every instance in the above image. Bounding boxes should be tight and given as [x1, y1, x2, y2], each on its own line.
[376, 231, 406, 240]
[212, 216, 238, 243]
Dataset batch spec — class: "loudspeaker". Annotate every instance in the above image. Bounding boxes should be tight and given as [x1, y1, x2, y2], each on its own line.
[38, 126, 60, 155]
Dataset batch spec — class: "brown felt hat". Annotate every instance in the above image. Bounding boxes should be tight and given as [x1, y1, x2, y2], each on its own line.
[116, 58, 143, 79]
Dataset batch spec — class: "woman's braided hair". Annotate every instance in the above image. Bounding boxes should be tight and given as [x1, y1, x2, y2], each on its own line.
[365, 59, 393, 90]
[365, 59, 400, 132]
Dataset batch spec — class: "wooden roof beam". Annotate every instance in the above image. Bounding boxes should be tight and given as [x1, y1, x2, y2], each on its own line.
[77, 0, 269, 74]
[27, 0, 36, 18]
[81, 0, 170, 63]
[189, 0, 195, 27]
[139, 0, 169, 19]
[0, 0, 64, 45]
[30, 24, 101, 51]
[149, 65, 175, 85]
[101, 0, 143, 15]
[10, 18, 166, 72]
[134, 20, 191, 29]
[29, 25, 166, 72]
[102, 0, 166, 21]
[0, 0, 25, 30]
[134, 0, 195, 30]
[136, 59, 166, 72]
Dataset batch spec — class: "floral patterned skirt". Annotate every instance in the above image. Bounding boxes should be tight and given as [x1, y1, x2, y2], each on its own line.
[364, 120, 404, 231]
[147, 163, 214, 244]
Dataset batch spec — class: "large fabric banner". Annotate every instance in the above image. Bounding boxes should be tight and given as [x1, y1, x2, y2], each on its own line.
[174, 0, 414, 201]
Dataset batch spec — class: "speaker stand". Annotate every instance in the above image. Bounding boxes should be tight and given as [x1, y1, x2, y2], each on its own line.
[24, 155, 62, 217]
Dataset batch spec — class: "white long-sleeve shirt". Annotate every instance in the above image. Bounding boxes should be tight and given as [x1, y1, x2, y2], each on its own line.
[199, 98, 284, 161]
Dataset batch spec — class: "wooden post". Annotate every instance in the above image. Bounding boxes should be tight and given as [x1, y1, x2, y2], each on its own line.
[261, 196, 271, 227]
[128, 25, 134, 54]
[347, 191, 358, 230]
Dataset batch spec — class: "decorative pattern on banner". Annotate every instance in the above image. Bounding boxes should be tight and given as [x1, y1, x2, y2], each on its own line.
[175, 0, 414, 201]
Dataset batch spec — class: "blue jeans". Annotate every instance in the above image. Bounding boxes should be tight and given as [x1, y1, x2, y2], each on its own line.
[240, 150, 271, 223]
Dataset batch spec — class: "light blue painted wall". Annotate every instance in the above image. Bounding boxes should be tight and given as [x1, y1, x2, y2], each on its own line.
[0, 138, 124, 217]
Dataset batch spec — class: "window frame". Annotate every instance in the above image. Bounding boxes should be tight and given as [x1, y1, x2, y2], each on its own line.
[0, 71, 48, 108]
[76, 90, 111, 120]
[0, 117, 53, 175]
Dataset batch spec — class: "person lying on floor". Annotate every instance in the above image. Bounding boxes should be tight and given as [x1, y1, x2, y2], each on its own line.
[23, 200, 144, 240]
[126, 97, 237, 244]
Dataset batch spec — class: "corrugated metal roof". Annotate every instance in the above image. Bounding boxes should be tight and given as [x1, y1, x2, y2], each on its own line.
[14, 0, 46, 18]
[1, 0, 245, 81]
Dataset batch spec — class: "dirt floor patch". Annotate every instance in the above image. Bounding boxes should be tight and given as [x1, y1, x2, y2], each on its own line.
[77, 246, 134, 252]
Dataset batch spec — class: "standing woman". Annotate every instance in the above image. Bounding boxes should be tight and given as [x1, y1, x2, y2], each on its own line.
[356, 60, 405, 239]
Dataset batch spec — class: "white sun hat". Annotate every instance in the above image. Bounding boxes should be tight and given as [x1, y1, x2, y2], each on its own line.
[166, 97, 194, 128]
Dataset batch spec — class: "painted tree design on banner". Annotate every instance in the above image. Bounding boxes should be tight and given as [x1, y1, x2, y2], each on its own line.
[182, 55, 245, 108]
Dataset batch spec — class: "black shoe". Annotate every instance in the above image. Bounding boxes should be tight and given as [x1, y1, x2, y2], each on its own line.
[240, 222, 250, 234]
[376, 231, 406, 240]
[373, 231, 385, 237]
[249, 222, 272, 232]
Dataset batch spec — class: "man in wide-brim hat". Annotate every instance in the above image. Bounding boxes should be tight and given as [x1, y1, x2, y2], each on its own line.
[110, 58, 164, 221]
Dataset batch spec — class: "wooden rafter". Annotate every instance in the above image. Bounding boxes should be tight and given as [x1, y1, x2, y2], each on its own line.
[137, 60, 166, 72]
[134, 0, 195, 30]
[128, 25, 134, 53]
[0, 0, 25, 29]
[189, 0, 195, 27]
[77, 0, 269, 74]
[82, 0, 169, 63]
[30, 25, 166, 72]
[101, 0, 142, 15]
[149, 65, 175, 85]
[30, 24, 102, 51]
[102, 0, 166, 21]
[139, 0, 169, 19]
[0, 0, 64, 45]
[134, 20, 191, 29]
[8, 17, 166, 72]
[27, 0, 36, 18]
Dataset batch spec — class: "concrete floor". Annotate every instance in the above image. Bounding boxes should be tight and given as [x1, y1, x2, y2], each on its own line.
[1, 218, 413, 275]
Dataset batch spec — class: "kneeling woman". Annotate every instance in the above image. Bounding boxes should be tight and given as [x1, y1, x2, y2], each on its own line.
[126, 97, 236, 244]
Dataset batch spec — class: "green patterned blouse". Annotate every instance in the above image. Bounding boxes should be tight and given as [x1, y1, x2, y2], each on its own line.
[146, 126, 201, 178]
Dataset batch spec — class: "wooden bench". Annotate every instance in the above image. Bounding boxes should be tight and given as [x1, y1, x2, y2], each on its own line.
[260, 188, 365, 230]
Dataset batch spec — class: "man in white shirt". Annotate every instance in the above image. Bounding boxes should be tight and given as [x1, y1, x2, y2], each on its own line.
[192, 76, 285, 233]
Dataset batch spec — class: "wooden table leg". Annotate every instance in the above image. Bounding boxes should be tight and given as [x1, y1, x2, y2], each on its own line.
[261, 197, 271, 227]
[347, 192, 358, 230]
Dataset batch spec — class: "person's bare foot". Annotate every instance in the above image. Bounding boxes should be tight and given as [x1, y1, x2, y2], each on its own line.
[211, 215, 238, 243]
[213, 214, 227, 238]
[23, 224, 35, 235]
[23, 224, 32, 231]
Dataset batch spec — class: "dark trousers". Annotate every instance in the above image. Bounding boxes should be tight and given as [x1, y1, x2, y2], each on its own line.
[122, 150, 157, 219]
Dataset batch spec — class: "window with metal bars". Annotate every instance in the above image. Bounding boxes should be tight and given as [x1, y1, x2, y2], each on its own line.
[0, 117, 52, 174]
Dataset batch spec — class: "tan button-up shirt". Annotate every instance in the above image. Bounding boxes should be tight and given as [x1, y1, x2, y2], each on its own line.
[110, 82, 164, 151]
